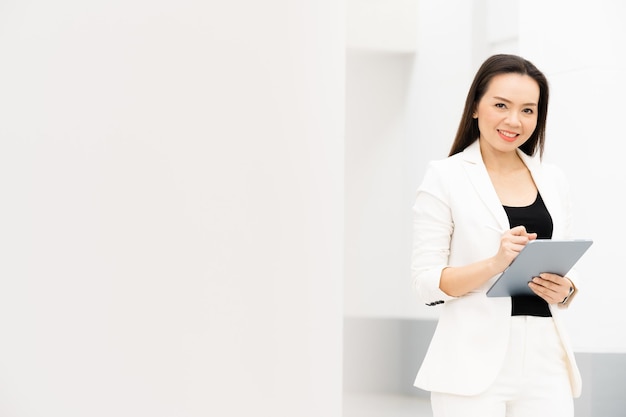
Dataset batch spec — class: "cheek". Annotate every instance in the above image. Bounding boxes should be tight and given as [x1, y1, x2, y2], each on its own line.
[476, 113, 496, 132]
[524, 118, 538, 133]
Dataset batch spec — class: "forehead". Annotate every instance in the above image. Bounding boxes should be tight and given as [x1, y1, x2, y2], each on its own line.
[482, 73, 540, 104]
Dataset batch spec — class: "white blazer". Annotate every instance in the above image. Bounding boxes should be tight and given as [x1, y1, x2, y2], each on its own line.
[412, 139, 582, 397]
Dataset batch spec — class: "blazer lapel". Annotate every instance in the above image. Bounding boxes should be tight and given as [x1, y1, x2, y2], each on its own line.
[461, 141, 510, 231]
[518, 150, 564, 237]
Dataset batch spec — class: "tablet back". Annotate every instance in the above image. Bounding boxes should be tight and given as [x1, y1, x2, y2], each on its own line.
[486, 239, 593, 297]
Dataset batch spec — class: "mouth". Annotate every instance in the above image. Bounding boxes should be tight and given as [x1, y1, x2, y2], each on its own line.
[498, 129, 519, 142]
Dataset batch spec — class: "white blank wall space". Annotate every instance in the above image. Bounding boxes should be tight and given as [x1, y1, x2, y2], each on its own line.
[0, 1, 344, 416]
[344, 50, 419, 318]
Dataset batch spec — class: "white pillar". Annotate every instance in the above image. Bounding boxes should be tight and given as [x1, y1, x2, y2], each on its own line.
[0, 2, 344, 416]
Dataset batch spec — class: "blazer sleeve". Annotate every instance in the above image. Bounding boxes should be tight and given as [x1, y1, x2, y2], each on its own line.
[412, 162, 457, 305]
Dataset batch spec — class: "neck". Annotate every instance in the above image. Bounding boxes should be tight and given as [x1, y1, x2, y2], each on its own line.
[479, 141, 525, 174]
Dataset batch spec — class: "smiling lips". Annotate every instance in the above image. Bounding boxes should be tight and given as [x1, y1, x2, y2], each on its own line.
[498, 129, 519, 142]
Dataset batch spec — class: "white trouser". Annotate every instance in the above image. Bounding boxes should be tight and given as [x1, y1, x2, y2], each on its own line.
[431, 316, 573, 417]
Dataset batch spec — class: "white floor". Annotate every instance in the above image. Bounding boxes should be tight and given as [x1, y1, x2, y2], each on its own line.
[343, 393, 433, 417]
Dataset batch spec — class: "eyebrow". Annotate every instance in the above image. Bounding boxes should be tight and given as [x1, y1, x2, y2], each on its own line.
[492, 96, 538, 107]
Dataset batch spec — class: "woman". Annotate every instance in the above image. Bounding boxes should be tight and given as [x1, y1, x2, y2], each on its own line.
[412, 54, 581, 417]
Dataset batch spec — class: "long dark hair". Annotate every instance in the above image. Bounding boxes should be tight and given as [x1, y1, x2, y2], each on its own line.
[448, 54, 549, 158]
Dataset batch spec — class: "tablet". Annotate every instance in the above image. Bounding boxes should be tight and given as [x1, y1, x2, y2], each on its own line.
[486, 239, 593, 297]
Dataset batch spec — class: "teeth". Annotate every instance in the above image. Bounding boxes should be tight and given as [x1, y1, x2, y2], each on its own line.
[499, 130, 517, 138]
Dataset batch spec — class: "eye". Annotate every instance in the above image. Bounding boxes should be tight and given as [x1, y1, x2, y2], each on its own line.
[495, 103, 506, 109]
[522, 108, 535, 115]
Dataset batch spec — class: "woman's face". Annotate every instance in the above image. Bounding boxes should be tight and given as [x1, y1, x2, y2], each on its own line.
[474, 73, 540, 155]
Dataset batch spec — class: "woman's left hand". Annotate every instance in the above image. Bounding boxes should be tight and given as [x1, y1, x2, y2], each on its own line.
[528, 273, 572, 305]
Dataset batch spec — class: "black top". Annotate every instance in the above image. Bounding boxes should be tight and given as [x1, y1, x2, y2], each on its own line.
[503, 193, 553, 317]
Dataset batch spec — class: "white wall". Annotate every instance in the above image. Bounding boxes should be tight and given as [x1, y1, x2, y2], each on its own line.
[346, 0, 418, 53]
[0, 2, 344, 416]
[344, 0, 420, 318]
[344, 50, 416, 318]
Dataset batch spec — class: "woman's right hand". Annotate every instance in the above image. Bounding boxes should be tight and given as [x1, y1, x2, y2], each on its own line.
[440, 225, 538, 297]
[492, 225, 537, 273]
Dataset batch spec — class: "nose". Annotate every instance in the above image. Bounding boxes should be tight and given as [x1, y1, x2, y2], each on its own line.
[506, 112, 522, 127]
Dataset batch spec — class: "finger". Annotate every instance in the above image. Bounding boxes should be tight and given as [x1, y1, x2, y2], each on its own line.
[528, 274, 567, 304]
[531, 276, 559, 293]
[528, 281, 561, 304]
[505, 236, 535, 249]
[501, 241, 529, 255]
[539, 273, 567, 287]
[509, 225, 528, 236]
[505, 229, 536, 242]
